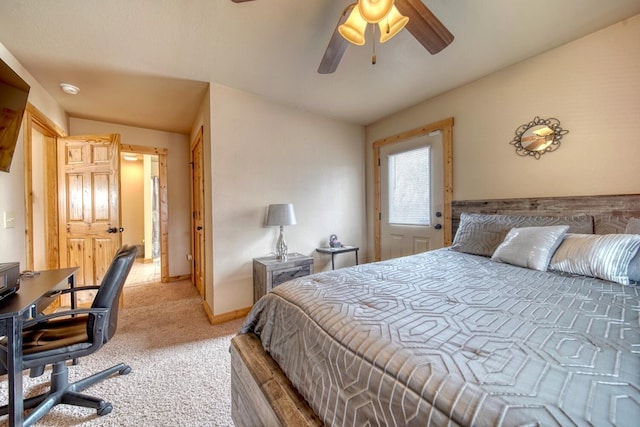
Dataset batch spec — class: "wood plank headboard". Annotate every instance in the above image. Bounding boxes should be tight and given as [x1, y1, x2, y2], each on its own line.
[451, 194, 640, 241]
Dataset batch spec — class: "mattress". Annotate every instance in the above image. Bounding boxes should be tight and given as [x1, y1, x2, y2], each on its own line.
[240, 248, 640, 426]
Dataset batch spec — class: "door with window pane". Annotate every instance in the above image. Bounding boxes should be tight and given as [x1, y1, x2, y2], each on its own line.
[380, 133, 444, 260]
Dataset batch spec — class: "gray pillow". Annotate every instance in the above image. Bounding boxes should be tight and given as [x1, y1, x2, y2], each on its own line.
[626, 218, 640, 234]
[626, 218, 640, 282]
[492, 225, 569, 271]
[550, 233, 640, 285]
[452, 213, 593, 257]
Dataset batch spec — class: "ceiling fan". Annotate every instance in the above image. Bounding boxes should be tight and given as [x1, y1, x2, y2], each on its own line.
[231, 0, 454, 74]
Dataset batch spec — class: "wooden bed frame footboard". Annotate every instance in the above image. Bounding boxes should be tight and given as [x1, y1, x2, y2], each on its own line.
[230, 333, 322, 427]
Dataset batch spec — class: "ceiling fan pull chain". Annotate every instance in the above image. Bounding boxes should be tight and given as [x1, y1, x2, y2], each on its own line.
[372, 24, 377, 65]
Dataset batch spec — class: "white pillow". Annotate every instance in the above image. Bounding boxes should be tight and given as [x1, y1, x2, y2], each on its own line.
[491, 225, 569, 271]
[550, 233, 640, 285]
[452, 213, 592, 257]
[626, 218, 640, 282]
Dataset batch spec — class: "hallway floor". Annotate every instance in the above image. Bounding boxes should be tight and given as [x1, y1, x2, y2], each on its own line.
[125, 258, 160, 287]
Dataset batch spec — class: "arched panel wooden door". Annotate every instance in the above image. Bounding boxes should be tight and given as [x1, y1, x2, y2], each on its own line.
[57, 134, 122, 304]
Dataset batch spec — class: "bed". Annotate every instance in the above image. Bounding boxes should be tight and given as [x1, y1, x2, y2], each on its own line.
[230, 194, 640, 426]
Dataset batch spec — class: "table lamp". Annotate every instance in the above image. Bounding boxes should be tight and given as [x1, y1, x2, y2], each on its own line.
[265, 203, 297, 261]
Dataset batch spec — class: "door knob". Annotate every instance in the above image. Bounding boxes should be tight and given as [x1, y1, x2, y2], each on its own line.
[434, 224, 442, 230]
[106, 227, 118, 234]
[196, 226, 203, 231]
[119, 227, 125, 233]
[435, 211, 442, 218]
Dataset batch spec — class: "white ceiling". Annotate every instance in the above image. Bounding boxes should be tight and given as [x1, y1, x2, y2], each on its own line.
[1, 0, 639, 133]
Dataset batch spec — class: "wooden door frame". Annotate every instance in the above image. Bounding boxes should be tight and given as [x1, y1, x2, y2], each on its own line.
[189, 126, 205, 299]
[373, 117, 454, 261]
[120, 144, 170, 283]
[22, 107, 170, 282]
[22, 103, 67, 270]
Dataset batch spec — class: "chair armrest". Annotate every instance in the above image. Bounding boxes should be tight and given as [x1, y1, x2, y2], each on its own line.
[24, 307, 109, 328]
[35, 286, 102, 313]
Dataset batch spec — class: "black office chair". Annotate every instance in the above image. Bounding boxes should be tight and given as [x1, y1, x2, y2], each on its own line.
[0, 245, 137, 425]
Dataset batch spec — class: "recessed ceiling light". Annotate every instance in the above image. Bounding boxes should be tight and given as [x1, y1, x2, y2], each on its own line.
[59, 83, 80, 95]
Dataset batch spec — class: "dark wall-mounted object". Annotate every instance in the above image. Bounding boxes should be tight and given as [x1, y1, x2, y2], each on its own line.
[509, 116, 568, 159]
[0, 58, 30, 173]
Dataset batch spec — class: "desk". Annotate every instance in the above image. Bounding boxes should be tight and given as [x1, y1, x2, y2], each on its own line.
[0, 267, 77, 427]
[316, 246, 359, 270]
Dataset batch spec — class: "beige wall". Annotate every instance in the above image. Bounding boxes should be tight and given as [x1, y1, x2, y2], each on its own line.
[30, 128, 46, 269]
[70, 118, 191, 278]
[365, 15, 640, 259]
[0, 42, 68, 265]
[208, 84, 366, 315]
[190, 89, 213, 308]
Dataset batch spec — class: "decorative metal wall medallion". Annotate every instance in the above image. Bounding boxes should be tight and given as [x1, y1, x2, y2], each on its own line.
[510, 116, 569, 159]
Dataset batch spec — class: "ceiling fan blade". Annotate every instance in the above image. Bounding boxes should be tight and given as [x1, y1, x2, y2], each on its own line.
[317, 4, 354, 74]
[396, 0, 454, 54]
[231, 0, 255, 3]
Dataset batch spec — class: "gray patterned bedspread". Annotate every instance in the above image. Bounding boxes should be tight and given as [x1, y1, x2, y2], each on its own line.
[240, 248, 640, 426]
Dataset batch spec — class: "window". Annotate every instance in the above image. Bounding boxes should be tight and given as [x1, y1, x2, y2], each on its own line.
[388, 146, 431, 225]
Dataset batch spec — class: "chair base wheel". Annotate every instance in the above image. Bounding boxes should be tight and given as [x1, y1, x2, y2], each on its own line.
[97, 402, 113, 416]
[0, 362, 132, 425]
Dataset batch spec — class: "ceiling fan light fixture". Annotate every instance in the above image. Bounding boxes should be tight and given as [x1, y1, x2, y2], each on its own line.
[339, 5, 368, 45]
[378, 5, 408, 43]
[358, 0, 394, 24]
[317, 0, 453, 74]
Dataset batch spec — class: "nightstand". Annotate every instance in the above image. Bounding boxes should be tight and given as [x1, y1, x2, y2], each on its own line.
[252, 253, 314, 303]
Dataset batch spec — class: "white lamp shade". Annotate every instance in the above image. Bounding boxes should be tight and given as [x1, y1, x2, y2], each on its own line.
[339, 5, 367, 46]
[378, 5, 408, 43]
[358, 0, 394, 24]
[265, 204, 297, 226]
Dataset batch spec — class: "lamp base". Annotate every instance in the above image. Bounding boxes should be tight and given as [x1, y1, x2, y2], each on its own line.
[276, 226, 288, 261]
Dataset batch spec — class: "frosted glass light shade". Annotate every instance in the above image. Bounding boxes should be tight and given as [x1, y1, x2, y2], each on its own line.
[265, 204, 297, 226]
[339, 5, 367, 46]
[378, 5, 408, 43]
[358, 0, 394, 23]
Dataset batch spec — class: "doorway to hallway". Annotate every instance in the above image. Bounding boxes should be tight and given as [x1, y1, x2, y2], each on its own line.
[126, 259, 161, 286]
[121, 150, 161, 287]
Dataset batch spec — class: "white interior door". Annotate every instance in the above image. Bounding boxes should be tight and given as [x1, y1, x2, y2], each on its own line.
[380, 132, 444, 260]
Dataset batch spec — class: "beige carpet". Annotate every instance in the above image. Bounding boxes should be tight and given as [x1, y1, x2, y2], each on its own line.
[0, 280, 245, 426]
